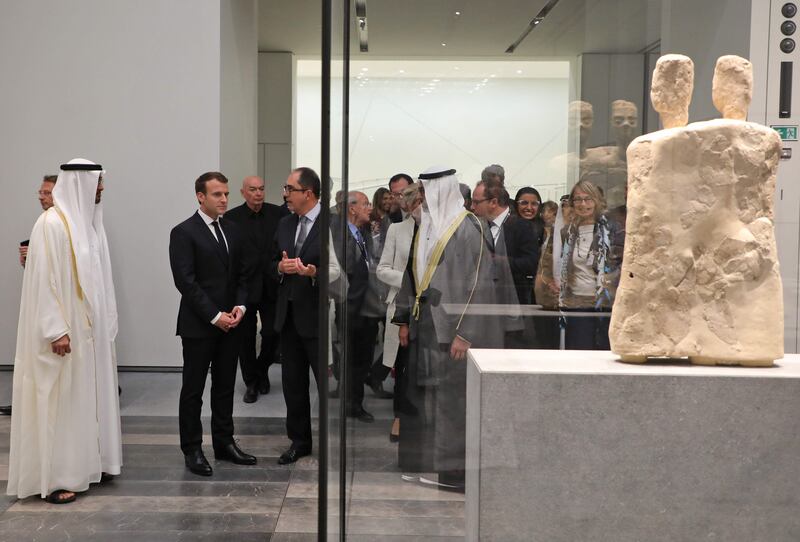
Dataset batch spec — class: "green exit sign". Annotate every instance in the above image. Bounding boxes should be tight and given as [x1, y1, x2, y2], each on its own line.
[772, 125, 798, 141]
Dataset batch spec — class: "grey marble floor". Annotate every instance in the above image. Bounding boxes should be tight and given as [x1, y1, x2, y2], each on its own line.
[0, 368, 464, 541]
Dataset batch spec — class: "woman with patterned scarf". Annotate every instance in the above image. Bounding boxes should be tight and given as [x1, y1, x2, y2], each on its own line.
[558, 180, 625, 349]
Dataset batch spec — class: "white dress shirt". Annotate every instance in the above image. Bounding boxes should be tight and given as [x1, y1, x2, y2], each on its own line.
[489, 206, 510, 244]
[198, 208, 229, 251]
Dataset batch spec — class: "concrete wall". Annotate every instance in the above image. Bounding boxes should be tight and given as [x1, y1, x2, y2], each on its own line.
[221, 0, 259, 203]
[661, 0, 752, 122]
[258, 52, 296, 204]
[0, 0, 257, 367]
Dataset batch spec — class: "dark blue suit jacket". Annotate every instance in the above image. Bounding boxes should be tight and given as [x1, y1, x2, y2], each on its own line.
[270, 212, 321, 338]
[169, 211, 249, 338]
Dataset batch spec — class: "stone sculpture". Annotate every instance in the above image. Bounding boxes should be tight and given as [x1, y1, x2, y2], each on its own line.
[609, 54, 784, 366]
[549, 100, 594, 185]
[581, 99, 639, 208]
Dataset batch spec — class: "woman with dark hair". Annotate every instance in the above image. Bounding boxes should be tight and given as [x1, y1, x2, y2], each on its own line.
[513, 187, 546, 298]
[514, 187, 545, 245]
[557, 179, 624, 350]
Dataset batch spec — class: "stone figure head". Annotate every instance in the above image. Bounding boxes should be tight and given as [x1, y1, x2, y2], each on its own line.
[712, 55, 753, 120]
[651, 54, 694, 129]
[569, 100, 594, 150]
[610, 100, 638, 149]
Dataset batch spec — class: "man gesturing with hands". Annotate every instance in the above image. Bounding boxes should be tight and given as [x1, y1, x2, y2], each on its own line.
[271, 167, 324, 465]
[169, 171, 256, 477]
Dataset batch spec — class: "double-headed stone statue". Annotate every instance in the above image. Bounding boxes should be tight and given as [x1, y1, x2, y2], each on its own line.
[610, 54, 784, 366]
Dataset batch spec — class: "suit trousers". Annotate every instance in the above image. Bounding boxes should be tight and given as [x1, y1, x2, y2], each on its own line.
[280, 304, 320, 450]
[179, 331, 239, 453]
[563, 307, 611, 350]
[238, 301, 280, 387]
[345, 314, 380, 412]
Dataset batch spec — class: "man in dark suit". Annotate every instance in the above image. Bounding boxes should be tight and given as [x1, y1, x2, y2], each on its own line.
[472, 178, 537, 347]
[385, 173, 412, 227]
[169, 171, 257, 476]
[223, 175, 289, 403]
[472, 179, 539, 304]
[271, 167, 323, 465]
[332, 191, 384, 423]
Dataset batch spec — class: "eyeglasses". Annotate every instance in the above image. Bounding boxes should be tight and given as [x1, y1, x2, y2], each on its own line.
[516, 200, 540, 207]
[472, 198, 489, 205]
[571, 196, 594, 204]
[283, 185, 308, 194]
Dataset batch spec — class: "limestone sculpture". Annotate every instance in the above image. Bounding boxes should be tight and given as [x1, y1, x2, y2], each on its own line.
[609, 54, 784, 366]
[581, 99, 639, 208]
[549, 100, 594, 185]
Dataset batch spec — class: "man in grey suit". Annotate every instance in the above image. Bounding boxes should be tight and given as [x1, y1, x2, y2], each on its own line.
[392, 166, 504, 492]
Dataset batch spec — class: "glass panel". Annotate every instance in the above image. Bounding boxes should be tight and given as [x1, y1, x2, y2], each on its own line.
[324, 0, 347, 539]
[320, 0, 793, 539]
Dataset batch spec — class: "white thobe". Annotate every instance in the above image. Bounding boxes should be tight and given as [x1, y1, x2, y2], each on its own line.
[7, 208, 122, 499]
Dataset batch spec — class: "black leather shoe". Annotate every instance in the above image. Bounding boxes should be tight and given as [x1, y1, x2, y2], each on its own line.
[0, 405, 11, 416]
[184, 449, 213, 476]
[243, 383, 258, 403]
[258, 374, 270, 395]
[277, 445, 311, 465]
[347, 407, 375, 423]
[368, 380, 394, 399]
[214, 442, 257, 465]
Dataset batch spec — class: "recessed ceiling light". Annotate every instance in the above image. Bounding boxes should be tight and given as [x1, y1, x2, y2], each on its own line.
[454, 66, 460, 70]
[361, 67, 368, 72]
[516, 69, 523, 74]
[441, 43, 447, 47]
[455, 11, 461, 15]
[399, 69, 405, 73]
[490, 74, 496, 78]
[432, 79, 440, 82]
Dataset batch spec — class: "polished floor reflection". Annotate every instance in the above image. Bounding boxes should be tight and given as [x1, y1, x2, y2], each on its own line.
[0, 369, 464, 541]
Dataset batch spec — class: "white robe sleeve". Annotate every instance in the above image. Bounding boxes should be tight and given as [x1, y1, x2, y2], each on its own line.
[29, 211, 73, 343]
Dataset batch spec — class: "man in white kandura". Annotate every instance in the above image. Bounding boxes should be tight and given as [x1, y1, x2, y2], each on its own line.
[7, 158, 122, 504]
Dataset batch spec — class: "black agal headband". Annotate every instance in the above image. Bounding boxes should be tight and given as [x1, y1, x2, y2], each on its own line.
[60, 163, 104, 171]
[418, 168, 456, 180]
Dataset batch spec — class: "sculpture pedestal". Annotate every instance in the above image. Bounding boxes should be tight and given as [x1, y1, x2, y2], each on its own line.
[466, 350, 800, 542]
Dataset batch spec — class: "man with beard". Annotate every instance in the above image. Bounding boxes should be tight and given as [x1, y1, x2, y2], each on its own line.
[7, 159, 122, 504]
[393, 166, 503, 493]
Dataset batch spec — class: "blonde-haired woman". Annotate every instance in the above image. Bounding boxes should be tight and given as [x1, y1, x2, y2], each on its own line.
[558, 179, 624, 349]
[376, 183, 422, 444]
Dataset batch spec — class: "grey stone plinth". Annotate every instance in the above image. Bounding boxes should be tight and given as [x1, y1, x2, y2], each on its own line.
[466, 350, 800, 542]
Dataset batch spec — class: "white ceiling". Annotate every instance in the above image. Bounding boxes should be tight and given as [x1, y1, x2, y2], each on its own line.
[258, 0, 661, 58]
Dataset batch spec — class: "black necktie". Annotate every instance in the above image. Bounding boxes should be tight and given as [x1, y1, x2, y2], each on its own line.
[212, 220, 227, 254]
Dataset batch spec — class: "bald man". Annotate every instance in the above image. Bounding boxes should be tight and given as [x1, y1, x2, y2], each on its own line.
[223, 176, 289, 402]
